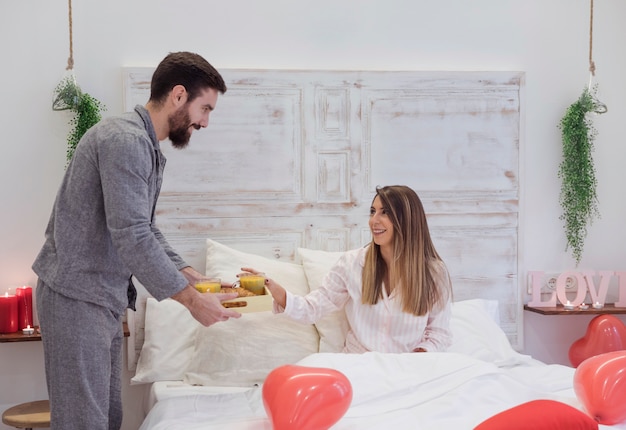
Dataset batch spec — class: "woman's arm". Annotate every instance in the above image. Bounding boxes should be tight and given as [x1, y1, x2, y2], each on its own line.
[413, 301, 452, 352]
[240, 252, 352, 322]
[413, 262, 453, 352]
[265, 277, 287, 309]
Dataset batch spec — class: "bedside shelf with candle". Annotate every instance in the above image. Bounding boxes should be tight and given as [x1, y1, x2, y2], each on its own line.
[0, 323, 130, 343]
[524, 303, 626, 315]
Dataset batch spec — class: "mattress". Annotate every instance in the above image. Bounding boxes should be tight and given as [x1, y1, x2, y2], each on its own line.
[144, 380, 254, 415]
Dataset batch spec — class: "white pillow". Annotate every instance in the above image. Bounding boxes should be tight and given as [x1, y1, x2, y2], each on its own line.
[184, 311, 319, 386]
[448, 299, 531, 366]
[297, 247, 350, 352]
[206, 239, 309, 297]
[132, 240, 314, 384]
[131, 298, 201, 384]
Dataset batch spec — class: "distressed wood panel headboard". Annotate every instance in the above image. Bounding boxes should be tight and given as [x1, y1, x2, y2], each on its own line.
[123, 68, 524, 369]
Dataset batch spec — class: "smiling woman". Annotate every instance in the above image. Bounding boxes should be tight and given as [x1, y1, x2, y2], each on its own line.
[369, 194, 394, 250]
[255, 185, 454, 355]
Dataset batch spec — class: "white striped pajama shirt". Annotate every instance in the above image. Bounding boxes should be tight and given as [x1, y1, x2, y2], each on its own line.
[277, 246, 452, 353]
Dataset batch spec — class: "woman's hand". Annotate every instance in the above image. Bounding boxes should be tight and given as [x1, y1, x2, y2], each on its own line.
[236, 267, 262, 277]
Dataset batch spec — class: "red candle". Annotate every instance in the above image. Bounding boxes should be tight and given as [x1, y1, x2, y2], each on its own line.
[15, 286, 33, 330]
[0, 293, 18, 334]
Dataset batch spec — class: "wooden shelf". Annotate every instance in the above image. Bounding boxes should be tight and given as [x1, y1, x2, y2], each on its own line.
[0, 322, 130, 343]
[524, 304, 626, 316]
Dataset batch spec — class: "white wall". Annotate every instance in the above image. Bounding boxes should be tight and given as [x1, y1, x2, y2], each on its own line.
[1, 1, 625, 429]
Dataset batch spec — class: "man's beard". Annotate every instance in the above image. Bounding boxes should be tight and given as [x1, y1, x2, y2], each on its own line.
[168, 106, 197, 149]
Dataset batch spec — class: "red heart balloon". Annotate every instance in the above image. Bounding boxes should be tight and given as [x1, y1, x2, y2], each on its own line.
[574, 350, 626, 425]
[568, 314, 626, 367]
[262, 364, 353, 430]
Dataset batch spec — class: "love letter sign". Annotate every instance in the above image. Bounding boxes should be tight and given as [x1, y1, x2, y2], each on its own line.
[528, 271, 626, 308]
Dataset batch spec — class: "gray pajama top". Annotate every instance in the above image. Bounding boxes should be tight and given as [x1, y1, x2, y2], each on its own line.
[32, 105, 189, 316]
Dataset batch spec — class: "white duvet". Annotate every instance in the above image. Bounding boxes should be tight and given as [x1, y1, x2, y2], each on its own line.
[138, 351, 626, 430]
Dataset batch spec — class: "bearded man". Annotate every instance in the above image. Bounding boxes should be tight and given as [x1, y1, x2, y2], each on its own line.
[32, 51, 241, 430]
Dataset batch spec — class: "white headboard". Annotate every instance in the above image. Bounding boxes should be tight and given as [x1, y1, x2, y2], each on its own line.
[123, 68, 524, 369]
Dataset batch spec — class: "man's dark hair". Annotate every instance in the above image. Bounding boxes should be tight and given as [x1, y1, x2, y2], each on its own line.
[149, 51, 227, 105]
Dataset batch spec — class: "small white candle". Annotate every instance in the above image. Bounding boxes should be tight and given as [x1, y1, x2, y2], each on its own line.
[564, 301, 575, 310]
[579, 303, 589, 310]
[22, 324, 34, 335]
[593, 302, 604, 309]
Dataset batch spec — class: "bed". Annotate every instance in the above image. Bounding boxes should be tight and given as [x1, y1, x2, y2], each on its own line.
[119, 68, 623, 428]
[129, 239, 624, 430]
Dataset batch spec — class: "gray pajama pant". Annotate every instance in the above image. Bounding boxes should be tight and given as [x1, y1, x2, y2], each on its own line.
[36, 280, 123, 430]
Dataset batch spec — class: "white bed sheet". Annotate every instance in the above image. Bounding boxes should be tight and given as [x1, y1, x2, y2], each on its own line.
[138, 351, 626, 430]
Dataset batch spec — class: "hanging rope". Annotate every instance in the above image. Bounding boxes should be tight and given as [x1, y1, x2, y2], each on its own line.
[66, 0, 74, 70]
[588, 0, 595, 76]
[587, 0, 607, 114]
[52, 0, 78, 111]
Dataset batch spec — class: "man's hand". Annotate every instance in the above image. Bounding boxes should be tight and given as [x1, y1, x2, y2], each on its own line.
[172, 284, 242, 326]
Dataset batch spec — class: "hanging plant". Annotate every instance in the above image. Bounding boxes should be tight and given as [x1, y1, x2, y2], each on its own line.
[556, 0, 607, 266]
[52, 0, 106, 165]
[53, 76, 106, 163]
[557, 86, 600, 266]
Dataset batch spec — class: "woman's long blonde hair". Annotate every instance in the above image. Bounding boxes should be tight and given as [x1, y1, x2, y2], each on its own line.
[361, 185, 451, 316]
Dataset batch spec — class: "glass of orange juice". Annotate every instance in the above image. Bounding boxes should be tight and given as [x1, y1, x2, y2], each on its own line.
[238, 273, 266, 295]
[194, 278, 221, 293]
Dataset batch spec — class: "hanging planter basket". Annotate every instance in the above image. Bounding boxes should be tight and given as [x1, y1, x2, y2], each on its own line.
[53, 72, 106, 162]
[53, 0, 106, 165]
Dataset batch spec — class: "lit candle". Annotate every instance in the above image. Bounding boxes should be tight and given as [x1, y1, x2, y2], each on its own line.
[564, 300, 575, 310]
[593, 302, 604, 309]
[0, 292, 18, 333]
[22, 324, 34, 335]
[579, 303, 589, 310]
[15, 286, 33, 330]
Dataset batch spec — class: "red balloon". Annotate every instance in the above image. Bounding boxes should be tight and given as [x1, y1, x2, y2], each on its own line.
[574, 350, 626, 425]
[262, 364, 353, 430]
[569, 314, 626, 367]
